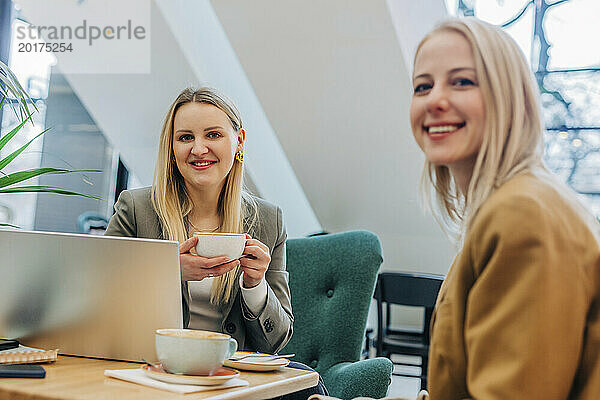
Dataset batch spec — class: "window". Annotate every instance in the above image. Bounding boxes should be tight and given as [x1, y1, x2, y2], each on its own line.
[446, 0, 600, 218]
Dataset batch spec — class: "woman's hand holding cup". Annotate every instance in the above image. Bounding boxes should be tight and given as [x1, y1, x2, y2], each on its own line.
[179, 236, 239, 281]
[179, 233, 270, 285]
[240, 234, 271, 288]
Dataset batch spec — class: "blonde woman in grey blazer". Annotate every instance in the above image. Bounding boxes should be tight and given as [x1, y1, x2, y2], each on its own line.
[105, 87, 292, 354]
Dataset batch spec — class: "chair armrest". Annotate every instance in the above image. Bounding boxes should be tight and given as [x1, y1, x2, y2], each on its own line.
[322, 357, 393, 399]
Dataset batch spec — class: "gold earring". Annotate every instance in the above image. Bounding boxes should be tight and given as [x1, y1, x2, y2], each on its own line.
[235, 151, 244, 163]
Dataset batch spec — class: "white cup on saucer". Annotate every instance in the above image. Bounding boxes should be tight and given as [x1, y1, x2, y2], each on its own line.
[155, 329, 238, 375]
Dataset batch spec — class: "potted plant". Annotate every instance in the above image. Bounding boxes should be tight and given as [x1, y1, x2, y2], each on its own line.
[0, 60, 99, 227]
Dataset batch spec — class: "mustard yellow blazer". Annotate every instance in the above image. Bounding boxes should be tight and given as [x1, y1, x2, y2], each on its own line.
[429, 173, 600, 399]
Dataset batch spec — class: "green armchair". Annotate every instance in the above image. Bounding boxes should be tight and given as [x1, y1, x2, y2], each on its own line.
[282, 230, 393, 399]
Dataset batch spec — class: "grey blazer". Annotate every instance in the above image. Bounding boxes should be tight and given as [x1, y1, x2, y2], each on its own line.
[104, 187, 293, 354]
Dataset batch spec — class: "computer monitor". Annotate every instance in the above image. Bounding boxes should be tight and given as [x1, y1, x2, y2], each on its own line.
[0, 229, 183, 362]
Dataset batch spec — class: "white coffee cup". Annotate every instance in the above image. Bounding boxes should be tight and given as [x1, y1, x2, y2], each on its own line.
[155, 329, 238, 375]
[193, 232, 246, 260]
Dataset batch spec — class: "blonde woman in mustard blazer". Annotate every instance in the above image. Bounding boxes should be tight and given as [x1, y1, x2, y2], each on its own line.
[411, 19, 600, 399]
[313, 17, 600, 400]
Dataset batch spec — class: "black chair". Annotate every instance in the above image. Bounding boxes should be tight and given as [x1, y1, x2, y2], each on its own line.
[375, 271, 444, 390]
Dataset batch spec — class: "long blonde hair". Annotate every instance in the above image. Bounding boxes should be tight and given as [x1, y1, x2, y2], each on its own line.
[416, 18, 545, 241]
[152, 87, 257, 304]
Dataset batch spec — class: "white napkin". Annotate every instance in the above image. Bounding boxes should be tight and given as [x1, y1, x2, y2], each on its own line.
[104, 368, 249, 394]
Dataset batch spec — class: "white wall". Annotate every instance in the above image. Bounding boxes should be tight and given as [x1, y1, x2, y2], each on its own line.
[211, 0, 454, 274]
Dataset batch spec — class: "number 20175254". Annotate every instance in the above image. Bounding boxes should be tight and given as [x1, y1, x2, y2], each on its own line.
[18, 42, 73, 53]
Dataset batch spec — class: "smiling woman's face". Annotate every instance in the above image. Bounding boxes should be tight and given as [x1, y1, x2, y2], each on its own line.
[172, 102, 242, 192]
[410, 31, 485, 176]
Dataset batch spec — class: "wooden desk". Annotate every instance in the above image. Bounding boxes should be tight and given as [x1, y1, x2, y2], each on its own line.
[0, 356, 319, 399]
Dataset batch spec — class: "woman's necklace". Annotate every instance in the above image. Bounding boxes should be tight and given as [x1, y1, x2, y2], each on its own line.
[189, 220, 220, 233]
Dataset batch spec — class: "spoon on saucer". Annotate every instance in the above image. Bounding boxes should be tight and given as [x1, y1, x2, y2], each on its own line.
[229, 353, 295, 362]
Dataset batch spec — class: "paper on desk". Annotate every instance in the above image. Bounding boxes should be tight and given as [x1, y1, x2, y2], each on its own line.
[104, 368, 249, 394]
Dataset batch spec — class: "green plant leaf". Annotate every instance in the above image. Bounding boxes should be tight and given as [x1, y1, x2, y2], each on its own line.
[0, 74, 27, 108]
[0, 185, 103, 200]
[0, 60, 36, 118]
[0, 62, 101, 205]
[0, 168, 100, 189]
[0, 126, 46, 171]
[0, 222, 19, 228]
[0, 112, 34, 153]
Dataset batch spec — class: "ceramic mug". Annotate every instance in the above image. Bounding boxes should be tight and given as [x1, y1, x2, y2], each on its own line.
[193, 232, 246, 260]
[155, 329, 238, 375]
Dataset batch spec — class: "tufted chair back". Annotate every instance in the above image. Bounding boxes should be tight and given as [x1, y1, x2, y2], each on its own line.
[282, 230, 392, 398]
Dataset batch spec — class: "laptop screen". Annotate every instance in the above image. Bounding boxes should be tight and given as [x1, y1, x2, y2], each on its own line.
[0, 229, 182, 361]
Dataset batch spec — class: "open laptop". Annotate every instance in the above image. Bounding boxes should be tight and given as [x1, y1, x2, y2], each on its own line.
[0, 229, 183, 362]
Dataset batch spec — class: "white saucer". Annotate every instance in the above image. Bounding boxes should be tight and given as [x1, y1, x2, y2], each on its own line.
[142, 364, 240, 386]
[224, 352, 290, 372]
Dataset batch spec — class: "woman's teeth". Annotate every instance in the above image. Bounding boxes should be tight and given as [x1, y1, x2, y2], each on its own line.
[191, 161, 214, 166]
[427, 123, 466, 134]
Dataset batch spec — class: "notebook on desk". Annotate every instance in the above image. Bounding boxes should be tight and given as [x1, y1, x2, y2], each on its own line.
[0, 345, 57, 364]
[0, 229, 183, 362]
